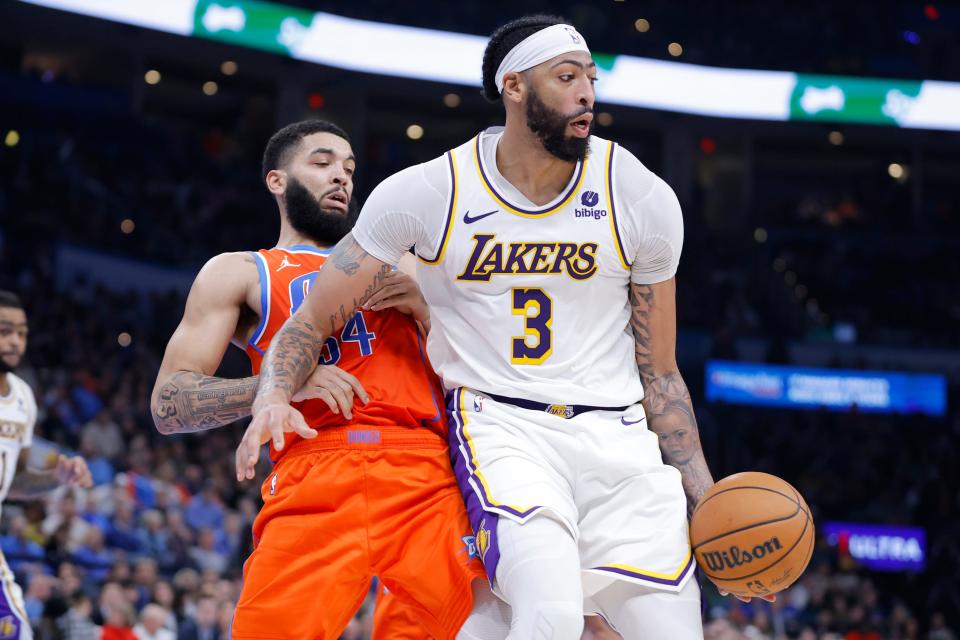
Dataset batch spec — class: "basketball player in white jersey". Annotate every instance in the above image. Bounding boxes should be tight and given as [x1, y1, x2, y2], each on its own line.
[0, 291, 92, 639]
[243, 15, 770, 639]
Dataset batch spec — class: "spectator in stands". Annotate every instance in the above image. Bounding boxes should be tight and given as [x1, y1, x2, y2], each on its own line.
[101, 602, 137, 640]
[133, 604, 175, 640]
[0, 515, 45, 572]
[176, 596, 219, 640]
[58, 591, 99, 640]
[80, 408, 123, 461]
[188, 529, 225, 575]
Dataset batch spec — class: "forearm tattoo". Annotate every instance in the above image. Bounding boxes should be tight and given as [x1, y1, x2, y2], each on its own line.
[258, 234, 390, 401]
[154, 372, 258, 434]
[630, 284, 714, 514]
[325, 234, 393, 336]
[9, 468, 59, 498]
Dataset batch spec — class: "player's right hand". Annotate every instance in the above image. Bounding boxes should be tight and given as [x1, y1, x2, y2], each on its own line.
[719, 589, 777, 603]
[236, 401, 316, 481]
[292, 364, 369, 419]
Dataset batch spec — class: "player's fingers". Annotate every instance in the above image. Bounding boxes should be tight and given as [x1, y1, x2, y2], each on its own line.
[324, 382, 354, 419]
[335, 369, 369, 404]
[368, 293, 408, 311]
[289, 410, 317, 440]
[244, 436, 262, 480]
[235, 436, 253, 481]
[268, 418, 286, 451]
[315, 389, 340, 415]
[364, 284, 403, 308]
[762, 594, 777, 603]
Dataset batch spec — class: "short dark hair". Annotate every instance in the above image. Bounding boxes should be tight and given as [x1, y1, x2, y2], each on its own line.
[261, 120, 351, 182]
[0, 291, 23, 310]
[481, 14, 567, 102]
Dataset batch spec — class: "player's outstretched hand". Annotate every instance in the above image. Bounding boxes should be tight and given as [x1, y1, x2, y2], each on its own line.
[362, 271, 429, 325]
[55, 455, 92, 489]
[236, 402, 316, 481]
[719, 589, 777, 603]
[292, 364, 369, 419]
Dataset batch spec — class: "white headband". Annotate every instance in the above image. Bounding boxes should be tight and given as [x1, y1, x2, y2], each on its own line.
[495, 24, 591, 93]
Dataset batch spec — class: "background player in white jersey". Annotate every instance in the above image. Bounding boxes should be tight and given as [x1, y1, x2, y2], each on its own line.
[0, 291, 92, 639]
[244, 14, 770, 640]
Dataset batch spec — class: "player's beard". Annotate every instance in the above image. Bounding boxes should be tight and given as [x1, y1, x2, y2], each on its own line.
[525, 85, 592, 163]
[283, 177, 358, 245]
[0, 355, 18, 373]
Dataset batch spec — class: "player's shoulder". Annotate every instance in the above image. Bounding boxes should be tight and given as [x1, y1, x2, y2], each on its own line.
[370, 153, 454, 203]
[191, 252, 257, 299]
[598, 139, 661, 201]
[198, 251, 258, 276]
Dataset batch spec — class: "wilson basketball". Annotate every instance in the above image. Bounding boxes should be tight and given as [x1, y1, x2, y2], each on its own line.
[690, 472, 814, 598]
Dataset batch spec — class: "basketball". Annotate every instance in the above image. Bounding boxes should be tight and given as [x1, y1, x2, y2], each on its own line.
[690, 472, 814, 598]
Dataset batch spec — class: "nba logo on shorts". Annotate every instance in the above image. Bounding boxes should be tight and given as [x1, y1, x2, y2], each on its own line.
[462, 535, 479, 559]
[269, 473, 278, 496]
[473, 395, 484, 413]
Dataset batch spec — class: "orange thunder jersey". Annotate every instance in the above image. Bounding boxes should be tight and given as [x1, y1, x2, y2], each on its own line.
[244, 245, 447, 454]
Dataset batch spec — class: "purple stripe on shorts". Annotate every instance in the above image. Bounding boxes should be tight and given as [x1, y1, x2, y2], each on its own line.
[0, 587, 24, 639]
[446, 389, 501, 583]
[445, 389, 540, 520]
[592, 552, 695, 587]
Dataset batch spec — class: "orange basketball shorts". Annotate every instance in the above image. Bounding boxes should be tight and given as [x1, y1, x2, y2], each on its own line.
[232, 429, 485, 640]
[373, 581, 435, 640]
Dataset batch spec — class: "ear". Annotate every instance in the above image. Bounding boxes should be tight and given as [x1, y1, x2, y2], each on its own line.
[265, 169, 286, 196]
[501, 71, 525, 105]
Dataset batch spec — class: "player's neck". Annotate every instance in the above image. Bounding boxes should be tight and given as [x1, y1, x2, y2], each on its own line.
[497, 123, 578, 207]
[275, 224, 332, 251]
[0, 373, 9, 397]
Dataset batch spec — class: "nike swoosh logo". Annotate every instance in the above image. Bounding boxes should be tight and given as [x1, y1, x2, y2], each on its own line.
[463, 209, 498, 224]
[620, 417, 646, 426]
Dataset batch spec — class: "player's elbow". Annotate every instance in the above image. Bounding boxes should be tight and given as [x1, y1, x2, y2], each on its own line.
[150, 382, 176, 436]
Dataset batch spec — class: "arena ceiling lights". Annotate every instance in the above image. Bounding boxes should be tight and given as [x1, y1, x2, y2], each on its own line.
[21, 0, 960, 131]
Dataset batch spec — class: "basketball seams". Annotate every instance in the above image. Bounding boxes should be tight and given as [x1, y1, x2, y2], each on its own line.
[698, 501, 813, 582]
[691, 497, 801, 549]
[693, 484, 800, 516]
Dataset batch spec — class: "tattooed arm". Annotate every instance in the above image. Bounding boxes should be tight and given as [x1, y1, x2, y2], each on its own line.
[8, 452, 92, 499]
[630, 278, 714, 513]
[151, 252, 257, 434]
[238, 234, 391, 479]
[152, 252, 368, 435]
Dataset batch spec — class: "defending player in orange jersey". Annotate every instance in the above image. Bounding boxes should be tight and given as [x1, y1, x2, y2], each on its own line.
[151, 120, 486, 639]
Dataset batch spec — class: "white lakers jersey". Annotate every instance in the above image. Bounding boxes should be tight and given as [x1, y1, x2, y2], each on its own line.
[0, 374, 36, 516]
[353, 128, 684, 406]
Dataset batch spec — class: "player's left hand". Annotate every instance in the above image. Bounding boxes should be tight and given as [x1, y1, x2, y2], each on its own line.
[55, 455, 93, 489]
[237, 401, 316, 481]
[719, 589, 777, 603]
[362, 271, 429, 325]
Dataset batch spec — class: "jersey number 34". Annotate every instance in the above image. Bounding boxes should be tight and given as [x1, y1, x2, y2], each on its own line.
[290, 272, 377, 366]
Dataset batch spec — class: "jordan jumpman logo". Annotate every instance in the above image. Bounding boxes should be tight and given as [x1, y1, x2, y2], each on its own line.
[276, 256, 302, 272]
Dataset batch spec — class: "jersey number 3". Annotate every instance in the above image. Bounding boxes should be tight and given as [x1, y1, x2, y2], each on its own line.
[511, 288, 553, 365]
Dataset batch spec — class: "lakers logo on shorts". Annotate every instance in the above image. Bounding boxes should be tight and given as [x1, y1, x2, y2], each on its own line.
[476, 519, 491, 562]
[0, 615, 17, 638]
[546, 404, 574, 419]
